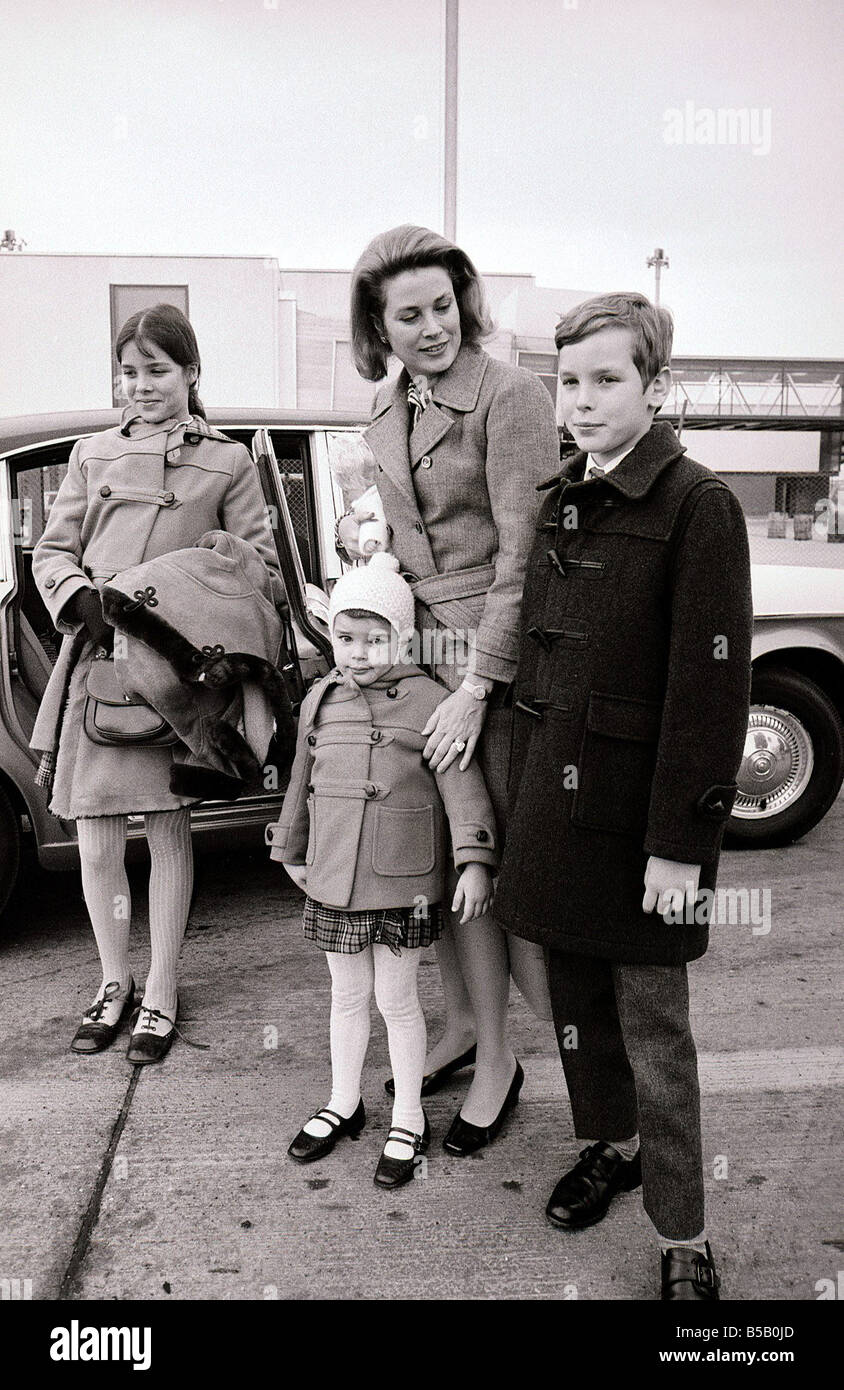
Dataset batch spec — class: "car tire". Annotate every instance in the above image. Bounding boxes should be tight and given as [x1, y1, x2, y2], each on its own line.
[726, 667, 844, 847]
[0, 781, 22, 919]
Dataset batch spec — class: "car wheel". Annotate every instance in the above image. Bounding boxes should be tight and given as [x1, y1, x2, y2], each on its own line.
[726, 667, 844, 847]
[0, 782, 22, 918]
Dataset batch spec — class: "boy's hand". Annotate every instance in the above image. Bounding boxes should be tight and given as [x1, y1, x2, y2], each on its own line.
[282, 863, 308, 892]
[642, 856, 701, 923]
[452, 863, 495, 924]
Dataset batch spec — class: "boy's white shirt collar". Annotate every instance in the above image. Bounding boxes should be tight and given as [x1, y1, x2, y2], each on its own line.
[585, 441, 637, 477]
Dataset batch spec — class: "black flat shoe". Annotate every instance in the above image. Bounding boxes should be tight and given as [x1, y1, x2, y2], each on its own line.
[374, 1113, 430, 1189]
[288, 1099, 366, 1164]
[385, 1044, 477, 1098]
[442, 1060, 524, 1157]
[70, 979, 135, 1054]
[661, 1242, 720, 1300]
[545, 1141, 642, 1230]
[126, 995, 179, 1066]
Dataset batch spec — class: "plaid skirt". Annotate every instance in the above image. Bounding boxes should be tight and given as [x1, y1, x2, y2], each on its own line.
[303, 896, 443, 956]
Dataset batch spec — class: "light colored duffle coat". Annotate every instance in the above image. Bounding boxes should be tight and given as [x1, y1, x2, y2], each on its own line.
[267, 664, 498, 910]
[31, 411, 283, 819]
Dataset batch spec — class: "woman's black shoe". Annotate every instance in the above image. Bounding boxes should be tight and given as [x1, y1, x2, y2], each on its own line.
[70, 979, 135, 1054]
[126, 995, 179, 1066]
[545, 1141, 642, 1229]
[385, 1044, 477, 1098]
[661, 1242, 720, 1300]
[442, 1060, 523, 1156]
[288, 1099, 366, 1164]
[374, 1113, 430, 1189]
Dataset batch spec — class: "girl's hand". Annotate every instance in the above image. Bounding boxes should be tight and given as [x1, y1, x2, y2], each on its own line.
[452, 863, 495, 924]
[642, 856, 701, 923]
[282, 862, 308, 892]
[422, 687, 488, 772]
[336, 510, 373, 562]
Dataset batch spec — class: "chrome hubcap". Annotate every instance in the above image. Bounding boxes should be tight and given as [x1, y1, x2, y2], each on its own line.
[733, 705, 814, 820]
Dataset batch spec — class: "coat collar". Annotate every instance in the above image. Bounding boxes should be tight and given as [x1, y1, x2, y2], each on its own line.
[538, 420, 686, 501]
[370, 342, 489, 421]
[117, 409, 230, 445]
[305, 663, 428, 726]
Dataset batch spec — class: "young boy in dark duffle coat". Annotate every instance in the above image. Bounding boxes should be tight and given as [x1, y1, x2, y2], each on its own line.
[493, 292, 753, 1300]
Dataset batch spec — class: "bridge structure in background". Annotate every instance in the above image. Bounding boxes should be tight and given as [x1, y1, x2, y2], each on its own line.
[664, 357, 843, 425]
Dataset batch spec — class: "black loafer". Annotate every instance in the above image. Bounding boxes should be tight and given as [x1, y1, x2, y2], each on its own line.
[661, 1242, 720, 1300]
[126, 996, 179, 1066]
[385, 1044, 477, 1098]
[373, 1113, 430, 1189]
[288, 1099, 366, 1163]
[442, 1060, 524, 1156]
[70, 979, 135, 1054]
[546, 1141, 642, 1230]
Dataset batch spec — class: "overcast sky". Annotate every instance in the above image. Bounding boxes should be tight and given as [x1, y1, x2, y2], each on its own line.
[1, 0, 841, 355]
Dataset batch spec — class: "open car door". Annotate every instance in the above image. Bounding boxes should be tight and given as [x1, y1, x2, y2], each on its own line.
[251, 430, 333, 702]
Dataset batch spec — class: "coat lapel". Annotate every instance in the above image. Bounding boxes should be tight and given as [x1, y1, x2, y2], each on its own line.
[365, 383, 416, 504]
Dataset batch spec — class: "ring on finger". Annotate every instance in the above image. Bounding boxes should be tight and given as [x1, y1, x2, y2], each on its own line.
[451, 739, 466, 753]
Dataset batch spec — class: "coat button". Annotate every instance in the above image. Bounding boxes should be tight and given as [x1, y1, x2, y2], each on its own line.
[415, 522, 424, 534]
[162, 491, 175, 504]
[365, 785, 377, 798]
[99, 485, 111, 498]
[419, 456, 432, 469]
[45, 577, 55, 589]
[475, 829, 489, 842]
[386, 687, 398, 698]
[307, 783, 314, 793]
[371, 729, 382, 742]
[306, 733, 316, 746]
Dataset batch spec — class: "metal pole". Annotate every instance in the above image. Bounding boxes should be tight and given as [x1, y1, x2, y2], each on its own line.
[443, 0, 458, 242]
[646, 246, 669, 304]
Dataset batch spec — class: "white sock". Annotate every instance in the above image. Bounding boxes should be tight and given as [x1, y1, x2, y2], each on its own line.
[658, 1230, 709, 1256]
[304, 950, 373, 1138]
[604, 1135, 640, 1162]
[142, 809, 193, 1021]
[77, 815, 132, 996]
[374, 944, 426, 1158]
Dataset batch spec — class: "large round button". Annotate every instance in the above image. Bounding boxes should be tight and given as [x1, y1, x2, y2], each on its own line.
[99, 485, 111, 498]
[45, 577, 55, 589]
[365, 785, 377, 798]
[475, 829, 489, 842]
[162, 491, 175, 504]
[371, 729, 382, 742]
[386, 687, 398, 699]
[419, 456, 432, 469]
[306, 733, 316, 746]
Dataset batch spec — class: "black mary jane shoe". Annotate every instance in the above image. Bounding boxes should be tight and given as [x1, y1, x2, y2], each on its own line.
[287, 1099, 366, 1164]
[126, 996, 179, 1066]
[442, 1060, 524, 1157]
[385, 1045, 477, 1099]
[70, 979, 136, 1055]
[661, 1242, 720, 1301]
[373, 1113, 430, 1189]
[545, 1141, 642, 1230]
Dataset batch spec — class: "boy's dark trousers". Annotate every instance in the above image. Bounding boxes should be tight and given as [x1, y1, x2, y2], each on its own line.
[548, 949, 705, 1240]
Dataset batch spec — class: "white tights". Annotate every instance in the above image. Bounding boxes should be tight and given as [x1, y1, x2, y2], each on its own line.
[305, 946, 426, 1154]
[76, 810, 193, 1015]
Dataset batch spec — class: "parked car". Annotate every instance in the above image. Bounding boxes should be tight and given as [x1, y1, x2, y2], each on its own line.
[0, 410, 842, 918]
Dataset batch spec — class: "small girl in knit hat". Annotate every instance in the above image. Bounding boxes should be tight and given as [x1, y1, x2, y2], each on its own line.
[267, 553, 499, 1188]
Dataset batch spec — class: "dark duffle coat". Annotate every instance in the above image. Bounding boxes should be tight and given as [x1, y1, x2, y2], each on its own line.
[266, 664, 498, 911]
[493, 420, 753, 966]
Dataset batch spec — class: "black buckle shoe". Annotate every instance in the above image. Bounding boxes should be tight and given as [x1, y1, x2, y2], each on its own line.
[546, 1141, 642, 1230]
[70, 979, 135, 1054]
[385, 1044, 477, 1098]
[373, 1113, 430, 1189]
[661, 1242, 720, 1300]
[442, 1060, 524, 1157]
[288, 1099, 366, 1164]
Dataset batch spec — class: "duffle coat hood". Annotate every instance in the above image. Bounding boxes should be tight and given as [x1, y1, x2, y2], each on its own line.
[267, 664, 499, 910]
[493, 420, 753, 965]
[31, 413, 285, 819]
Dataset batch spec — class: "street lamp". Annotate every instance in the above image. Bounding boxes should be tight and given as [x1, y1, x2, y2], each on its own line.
[647, 246, 669, 303]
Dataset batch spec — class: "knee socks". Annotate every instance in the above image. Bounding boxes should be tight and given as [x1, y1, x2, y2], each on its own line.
[143, 809, 193, 1016]
[77, 816, 131, 995]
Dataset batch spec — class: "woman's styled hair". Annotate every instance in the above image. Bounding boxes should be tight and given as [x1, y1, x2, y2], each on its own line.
[554, 292, 674, 389]
[350, 224, 494, 381]
[115, 303, 206, 418]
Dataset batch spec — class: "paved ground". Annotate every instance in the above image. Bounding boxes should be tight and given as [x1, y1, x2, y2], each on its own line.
[1, 794, 841, 1302]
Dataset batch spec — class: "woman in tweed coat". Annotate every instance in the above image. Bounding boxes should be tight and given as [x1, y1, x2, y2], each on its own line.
[345, 226, 560, 1154]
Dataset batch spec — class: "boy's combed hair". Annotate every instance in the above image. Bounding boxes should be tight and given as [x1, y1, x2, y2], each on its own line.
[350, 224, 494, 381]
[554, 292, 673, 389]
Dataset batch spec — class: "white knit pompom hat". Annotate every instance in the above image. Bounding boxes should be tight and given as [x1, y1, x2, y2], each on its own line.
[328, 552, 416, 643]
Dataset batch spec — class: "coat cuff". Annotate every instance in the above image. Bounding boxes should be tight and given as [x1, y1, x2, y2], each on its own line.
[645, 784, 738, 864]
[265, 820, 304, 863]
[451, 821, 499, 870]
[48, 573, 95, 633]
[469, 647, 517, 684]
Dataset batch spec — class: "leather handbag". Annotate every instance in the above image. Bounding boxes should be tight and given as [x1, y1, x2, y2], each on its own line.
[83, 655, 178, 747]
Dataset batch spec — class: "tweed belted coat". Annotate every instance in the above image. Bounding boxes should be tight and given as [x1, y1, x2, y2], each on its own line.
[267, 664, 499, 911]
[493, 421, 754, 966]
[31, 412, 284, 818]
[365, 343, 560, 692]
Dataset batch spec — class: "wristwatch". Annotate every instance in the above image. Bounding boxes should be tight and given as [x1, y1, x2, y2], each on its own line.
[461, 679, 488, 701]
